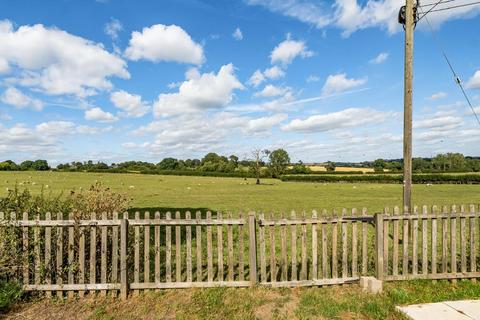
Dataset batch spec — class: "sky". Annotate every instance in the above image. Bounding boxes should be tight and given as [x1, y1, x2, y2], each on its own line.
[0, 0, 479, 165]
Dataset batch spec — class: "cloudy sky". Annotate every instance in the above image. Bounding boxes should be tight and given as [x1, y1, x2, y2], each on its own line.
[0, 0, 479, 165]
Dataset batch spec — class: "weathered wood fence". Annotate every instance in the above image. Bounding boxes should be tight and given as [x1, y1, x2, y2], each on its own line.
[0, 204, 479, 299]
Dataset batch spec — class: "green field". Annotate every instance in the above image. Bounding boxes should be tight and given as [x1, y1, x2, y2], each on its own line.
[1, 171, 479, 214]
[2, 171, 480, 319]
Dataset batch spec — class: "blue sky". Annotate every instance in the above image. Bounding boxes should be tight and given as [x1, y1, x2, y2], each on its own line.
[0, 0, 479, 165]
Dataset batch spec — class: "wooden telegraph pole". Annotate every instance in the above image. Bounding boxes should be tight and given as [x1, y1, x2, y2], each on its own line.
[402, 0, 415, 213]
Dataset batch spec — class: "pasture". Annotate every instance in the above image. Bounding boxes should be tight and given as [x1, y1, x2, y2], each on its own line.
[1, 171, 479, 214]
[2, 171, 480, 319]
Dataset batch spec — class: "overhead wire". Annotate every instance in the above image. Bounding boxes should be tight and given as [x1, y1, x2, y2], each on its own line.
[428, 1, 480, 12]
[417, 6, 480, 127]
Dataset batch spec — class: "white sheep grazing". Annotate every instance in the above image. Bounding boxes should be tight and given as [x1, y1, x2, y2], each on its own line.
[129, 185, 135, 189]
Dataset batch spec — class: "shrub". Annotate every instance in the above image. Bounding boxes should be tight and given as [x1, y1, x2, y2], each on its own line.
[0, 183, 130, 308]
[280, 174, 480, 184]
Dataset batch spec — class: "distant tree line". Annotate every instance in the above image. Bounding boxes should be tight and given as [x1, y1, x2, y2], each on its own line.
[1, 152, 479, 176]
[0, 159, 50, 171]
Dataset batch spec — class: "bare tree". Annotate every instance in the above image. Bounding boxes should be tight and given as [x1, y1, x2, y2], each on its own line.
[250, 149, 268, 185]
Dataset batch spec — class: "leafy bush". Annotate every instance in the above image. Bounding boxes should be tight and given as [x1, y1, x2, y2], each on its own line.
[280, 174, 480, 184]
[0, 183, 130, 308]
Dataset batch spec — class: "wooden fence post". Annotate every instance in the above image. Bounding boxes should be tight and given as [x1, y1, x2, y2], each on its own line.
[375, 213, 384, 280]
[120, 218, 129, 300]
[248, 212, 258, 286]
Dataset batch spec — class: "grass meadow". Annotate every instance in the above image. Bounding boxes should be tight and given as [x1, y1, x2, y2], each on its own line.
[2, 171, 480, 319]
[1, 171, 479, 214]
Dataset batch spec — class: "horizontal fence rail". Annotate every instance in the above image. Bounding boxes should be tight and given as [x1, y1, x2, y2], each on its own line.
[0, 204, 479, 299]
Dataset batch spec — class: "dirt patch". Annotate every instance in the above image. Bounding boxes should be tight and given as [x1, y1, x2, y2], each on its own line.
[253, 288, 301, 319]
[2, 290, 194, 320]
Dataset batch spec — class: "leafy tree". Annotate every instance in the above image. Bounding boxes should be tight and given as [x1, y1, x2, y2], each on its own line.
[325, 161, 336, 172]
[373, 159, 386, 173]
[268, 149, 290, 178]
[157, 158, 179, 170]
[290, 161, 311, 174]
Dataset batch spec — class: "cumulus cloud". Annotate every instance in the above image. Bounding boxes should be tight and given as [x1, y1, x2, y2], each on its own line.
[414, 113, 463, 130]
[467, 70, 480, 89]
[0, 20, 129, 97]
[153, 64, 244, 117]
[369, 52, 389, 64]
[245, 113, 287, 133]
[254, 84, 289, 98]
[270, 35, 313, 65]
[264, 66, 285, 79]
[84, 107, 118, 122]
[110, 90, 150, 118]
[125, 24, 204, 64]
[427, 92, 448, 100]
[321, 73, 367, 96]
[104, 18, 123, 40]
[1, 87, 43, 111]
[232, 27, 243, 40]
[247, 66, 285, 87]
[282, 107, 392, 132]
[0, 121, 112, 157]
[247, 70, 265, 87]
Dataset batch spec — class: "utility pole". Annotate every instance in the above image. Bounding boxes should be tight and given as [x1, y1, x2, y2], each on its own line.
[402, 0, 415, 213]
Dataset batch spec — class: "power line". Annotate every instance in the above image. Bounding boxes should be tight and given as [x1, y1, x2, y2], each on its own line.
[418, 7, 480, 127]
[419, 0, 456, 7]
[417, 0, 445, 22]
[428, 1, 480, 12]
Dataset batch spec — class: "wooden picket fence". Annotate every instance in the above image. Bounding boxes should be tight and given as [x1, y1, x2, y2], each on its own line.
[0, 204, 479, 300]
[377, 204, 480, 282]
[256, 209, 373, 287]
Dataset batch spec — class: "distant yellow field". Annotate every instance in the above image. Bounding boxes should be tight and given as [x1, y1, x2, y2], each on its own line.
[307, 166, 375, 173]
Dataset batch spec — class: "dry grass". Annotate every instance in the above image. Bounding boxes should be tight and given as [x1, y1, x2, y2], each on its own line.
[307, 166, 375, 173]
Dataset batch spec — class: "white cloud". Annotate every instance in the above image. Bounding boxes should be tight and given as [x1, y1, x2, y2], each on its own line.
[467, 70, 480, 89]
[104, 18, 123, 40]
[414, 114, 463, 130]
[427, 92, 448, 100]
[0, 57, 9, 73]
[306, 75, 320, 83]
[254, 84, 289, 98]
[125, 24, 204, 65]
[247, 69, 266, 87]
[153, 64, 244, 117]
[282, 107, 392, 132]
[36, 121, 75, 136]
[0, 20, 129, 97]
[369, 52, 389, 64]
[0, 120, 113, 158]
[110, 90, 150, 118]
[270, 35, 313, 65]
[185, 67, 201, 80]
[245, 0, 331, 28]
[84, 107, 118, 122]
[264, 66, 285, 79]
[76, 125, 114, 135]
[232, 27, 243, 40]
[247, 0, 480, 36]
[321, 73, 367, 96]
[245, 113, 287, 133]
[1, 87, 43, 111]
[247, 66, 285, 87]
